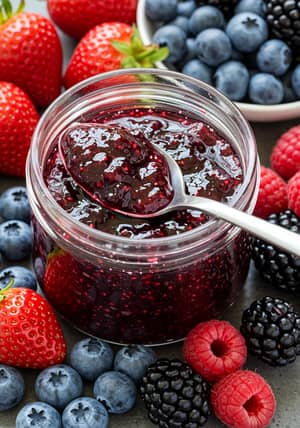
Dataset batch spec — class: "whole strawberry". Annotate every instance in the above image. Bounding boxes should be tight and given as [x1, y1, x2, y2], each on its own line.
[0, 81, 39, 176]
[64, 23, 168, 89]
[0, 281, 66, 369]
[47, 0, 137, 39]
[0, 0, 62, 107]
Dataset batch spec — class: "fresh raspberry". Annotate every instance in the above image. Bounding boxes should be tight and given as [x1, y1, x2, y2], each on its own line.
[271, 125, 300, 180]
[211, 370, 276, 428]
[253, 166, 288, 219]
[183, 320, 247, 382]
[288, 171, 300, 217]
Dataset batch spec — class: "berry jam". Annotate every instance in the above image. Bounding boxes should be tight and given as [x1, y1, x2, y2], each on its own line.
[59, 123, 174, 215]
[34, 107, 251, 344]
[44, 108, 243, 238]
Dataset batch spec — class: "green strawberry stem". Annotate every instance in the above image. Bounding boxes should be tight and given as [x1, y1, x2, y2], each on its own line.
[112, 25, 169, 77]
[0, 0, 24, 25]
[0, 278, 14, 302]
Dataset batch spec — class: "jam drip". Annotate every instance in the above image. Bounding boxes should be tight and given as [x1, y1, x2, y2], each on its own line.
[59, 123, 174, 215]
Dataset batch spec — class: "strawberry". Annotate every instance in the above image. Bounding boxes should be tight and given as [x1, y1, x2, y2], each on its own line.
[43, 249, 97, 323]
[0, 81, 39, 176]
[0, 280, 66, 369]
[47, 0, 137, 40]
[0, 0, 62, 107]
[64, 23, 168, 89]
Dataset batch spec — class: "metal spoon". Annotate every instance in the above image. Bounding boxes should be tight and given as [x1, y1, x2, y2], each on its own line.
[149, 144, 300, 257]
[59, 129, 300, 257]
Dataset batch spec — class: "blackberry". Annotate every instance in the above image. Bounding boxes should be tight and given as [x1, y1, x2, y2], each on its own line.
[252, 210, 300, 291]
[196, 0, 238, 16]
[140, 358, 210, 428]
[241, 296, 300, 366]
[264, 0, 300, 53]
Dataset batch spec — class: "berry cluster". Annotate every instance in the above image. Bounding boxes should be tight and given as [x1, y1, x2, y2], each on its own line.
[140, 317, 279, 428]
[146, 0, 300, 105]
[0, 187, 32, 263]
[252, 125, 300, 292]
[1, 338, 157, 427]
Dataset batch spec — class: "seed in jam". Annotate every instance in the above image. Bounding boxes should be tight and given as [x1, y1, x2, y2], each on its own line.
[59, 123, 174, 216]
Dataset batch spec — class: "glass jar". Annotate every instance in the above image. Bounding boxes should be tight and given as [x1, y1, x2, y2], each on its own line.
[26, 69, 259, 345]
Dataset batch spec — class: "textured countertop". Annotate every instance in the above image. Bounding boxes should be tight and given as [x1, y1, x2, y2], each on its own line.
[1, 1, 300, 427]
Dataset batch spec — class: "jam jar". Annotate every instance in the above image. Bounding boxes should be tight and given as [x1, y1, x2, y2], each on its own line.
[26, 69, 259, 345]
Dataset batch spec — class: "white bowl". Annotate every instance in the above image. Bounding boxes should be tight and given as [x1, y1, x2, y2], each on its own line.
[137, 0, 300, 122]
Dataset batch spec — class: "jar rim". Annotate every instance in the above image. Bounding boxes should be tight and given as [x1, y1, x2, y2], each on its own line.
[27, 68, 258, 262]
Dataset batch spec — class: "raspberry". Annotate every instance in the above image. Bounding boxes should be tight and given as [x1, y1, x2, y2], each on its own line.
[288, 171, 300, 217]
[183, 320, 247, 382]
[211, 370, 276, 428]
[253, 166, 288, 219]
[271, 125, 300, 180]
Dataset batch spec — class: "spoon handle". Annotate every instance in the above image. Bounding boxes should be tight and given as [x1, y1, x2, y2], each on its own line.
[186, 196, 300, 257]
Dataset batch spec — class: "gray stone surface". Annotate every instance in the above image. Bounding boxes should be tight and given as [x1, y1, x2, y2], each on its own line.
[1, 1, 300, 427]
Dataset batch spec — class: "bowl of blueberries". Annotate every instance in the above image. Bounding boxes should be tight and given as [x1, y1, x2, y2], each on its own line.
[137, 0, 300, 122]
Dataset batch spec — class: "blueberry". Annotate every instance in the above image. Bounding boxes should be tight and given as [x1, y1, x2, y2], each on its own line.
[177, 0, 197, 17]
[249, 73, 284, 104]
[93, 371, 136, 414]
[169, 16, 189, 33]
[0, 266, 37, 291]
[0, 220, 32, 261]
[0, 186, 31, 223]
[0, 364, 25, 411]
[114, 345, 157, 384]
[235, 0, 266, 17]
[257, 39, 292, 77]
[146, 0, 177, 22]
[182, 38, 197, 63]
[195, 28, 232, 67]
[292, 65, 300, 98]
[62, 397, 109, 428]
[226, 12, 268, 53]
[188, 5, 225, 35]
[16, 402, 61, 428]
[153, 25, 187, 64]
[35, 364, 83, 409]
[282, 74, 297, 103]
[70, 338, 114, 382]
[182, 59, 212, 84]
[214, 60, 249, 101]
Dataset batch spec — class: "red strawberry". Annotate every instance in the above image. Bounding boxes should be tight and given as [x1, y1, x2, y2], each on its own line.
[0, 282, 66, 369]
[64, 23, 168, 89]
[0, 81, 39, 177]
[0, 1, 62, 107]
[43, 249, 97, 323]
[47, 0, 137, 39]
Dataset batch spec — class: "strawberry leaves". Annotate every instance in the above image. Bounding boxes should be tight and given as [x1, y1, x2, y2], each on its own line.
[112, 25, 169, 70]
[0, 0, 24, 24]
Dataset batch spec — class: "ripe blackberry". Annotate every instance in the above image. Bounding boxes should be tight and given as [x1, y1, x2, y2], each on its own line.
[196, 0, 238, 16]
[241, 296, 300, 366]
[264, 0, 300, 53]
[140, 358, 210, 428]
[252, 210, 300, 291]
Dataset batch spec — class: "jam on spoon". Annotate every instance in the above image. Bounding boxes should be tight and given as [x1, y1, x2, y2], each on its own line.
[59, 122, 300, 257]
[58, 123, 174, 216]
